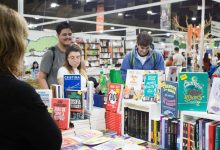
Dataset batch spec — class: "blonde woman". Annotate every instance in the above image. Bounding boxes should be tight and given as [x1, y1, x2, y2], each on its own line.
[57, 44, 88, 91]
[0, 4, 61, 150]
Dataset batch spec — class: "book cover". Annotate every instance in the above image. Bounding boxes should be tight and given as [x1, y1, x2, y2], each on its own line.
[66, 90, 84, 120]
[215, 125, 220, 150]
[124, 69, 144, 100]
[64, 75, 81, 98]
[36, 89, 52, 108]
[51, 98, 70, 130]
[178, 72, 208, 111]
[106, 83, 124, 113]
[207, 77, 220, 115]
[209, 121, 220, 150]
[144, 73, 158, 101]
[161, 81, 178, 118]
[50, 84, 63, 98]
[61, 137, 79, 149]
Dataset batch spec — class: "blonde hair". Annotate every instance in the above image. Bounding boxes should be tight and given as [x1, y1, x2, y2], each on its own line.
[64, 44, 88, 80]
[0, 5, 28, 76]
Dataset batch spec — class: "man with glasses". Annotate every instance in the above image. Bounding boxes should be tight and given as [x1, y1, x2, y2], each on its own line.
[38, 22, 73, 89]
[120, 31, 165, 81]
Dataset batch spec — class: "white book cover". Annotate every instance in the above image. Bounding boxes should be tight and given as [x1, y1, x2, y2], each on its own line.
[207, 77, 220, 115]
[36, 89, 52, 108]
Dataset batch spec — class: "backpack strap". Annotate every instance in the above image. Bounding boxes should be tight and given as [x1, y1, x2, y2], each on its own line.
[48, 46, 55, 75]
[152, 51, 157, 69]
[129, 51, 135, 69]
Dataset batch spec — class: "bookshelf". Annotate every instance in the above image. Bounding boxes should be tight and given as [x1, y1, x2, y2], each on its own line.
[77, 42, 86, 59]
[85, 43, 100, 67]
[100, 39, 112, 66]
[180, 111, 220, 150]
[121, 99, 161, 141]
[112, 40, 124, 65]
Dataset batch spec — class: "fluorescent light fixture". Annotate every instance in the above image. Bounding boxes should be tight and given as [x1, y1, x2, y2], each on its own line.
[147, 10, 152, 14]
[50, 3, 59, 8]
[28, 24, 37, 28]
[35, 17, 40, 20]
[125, 14, 131, 17]
[118, 13, 123, 16]
[148, 31, 152, 34]
[110, 27, 115, 30]
[166, 33, 170, 36]
[99, 30, 103, 33]
[191, 17, 196, 21]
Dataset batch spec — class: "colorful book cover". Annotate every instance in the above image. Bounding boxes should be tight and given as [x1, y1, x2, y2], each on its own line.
[178, 72, 208, 111]
[207, 77, 220, 115]
[66, 90, 84, 120]
[72, 130, 103, 143]
[61, 137, 79, 149]
[144, 73, 158, 101]
[161, 81, 178, 118]
[51, 98, 70, 130]
[106, 83, 124, 113]
[215, 125, 220, 150]
[36, 89, 52, 108]
[124, 69, 144, 100]
[64, 75, 81, 98]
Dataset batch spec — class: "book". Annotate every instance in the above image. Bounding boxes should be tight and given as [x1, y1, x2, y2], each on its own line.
[72, 129, 103, 143]
[106, 83, 124, 113]
[50, 84, 63, 98]
[124, 69, 144, 100]
[64, 75, 81, 98]
[215, 125, 220, 150]
[207, 77, 220, 115]
[178, 72, 208, 111]
[82, 136, 112, 145]
[51, 98, 70, 130]
[144, 73, 158, 102]
[36, 89, 52, 108]
[209, 121, 220, 150]
[161, 81, 178, 118]
[66, 90, 84, 120]
[61, 137, 79, 149]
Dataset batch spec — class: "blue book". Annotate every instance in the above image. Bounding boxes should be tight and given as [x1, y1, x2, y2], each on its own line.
[64, 75, 81, 98]
[144, 73, 158, 98]
[178, 72, 208, 111]
[161, 81, 178, 118]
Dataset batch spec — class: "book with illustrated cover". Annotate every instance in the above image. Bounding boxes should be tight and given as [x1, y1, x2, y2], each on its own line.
[66, 90, 84, 120]
[51, 98, 70, 130]
[178, 72, 208, 111]
[207, 77, 220, 115]
[144, 73, 158, 101]
[106, 83, 124, 113]
[124, 69, 144, 100]
[161, 81, 178, 118]
[64, 75, 81, 98]
[36, 89, 52, 108]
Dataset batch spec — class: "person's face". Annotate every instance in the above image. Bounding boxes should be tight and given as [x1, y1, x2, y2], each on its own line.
[58, 28, 72, 47]
[34, 63, 38, 68]
[68, 51, 81, 69]
[137, 45, 150, 57]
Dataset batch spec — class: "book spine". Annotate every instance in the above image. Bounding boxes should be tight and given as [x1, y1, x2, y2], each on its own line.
[151, 119, 154, 143]
[199, 119, 203, 150]
[124, 107, 128, 135]
[187, 122, 191, 150]
[164, 118, 169, 149]
[215, 125, 220, 150]
[157, 119, 160, 145]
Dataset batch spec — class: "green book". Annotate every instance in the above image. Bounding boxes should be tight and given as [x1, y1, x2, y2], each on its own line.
[178, 72, 208, 111]
[215, 125, 220, 150]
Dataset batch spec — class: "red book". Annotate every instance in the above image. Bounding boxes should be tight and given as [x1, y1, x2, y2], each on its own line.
[51, 98, 70, 130]
[106, 83, 123, 113]
[209, 121, 220, 150]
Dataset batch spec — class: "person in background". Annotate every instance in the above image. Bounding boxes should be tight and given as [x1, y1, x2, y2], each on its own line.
[38, 22, 73, 89]
[187, 53, 192, 72]
[172, 47, 186, 67]
[211, 54, 218, 66]
[165, 55, 173, 66]
[0, 4, 61, 150]
[120, 31, 165, 81]
[57, 44, 88, 91]
[31, 61, 39, 78]
[202, 52, 211, 72]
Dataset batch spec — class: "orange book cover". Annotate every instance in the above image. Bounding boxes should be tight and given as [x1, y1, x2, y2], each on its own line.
[51, 98, 70, 130]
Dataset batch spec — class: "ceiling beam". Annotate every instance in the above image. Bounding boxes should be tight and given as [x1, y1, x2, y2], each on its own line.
[212, 0, 220, 3]
[25, 0, 188, 27]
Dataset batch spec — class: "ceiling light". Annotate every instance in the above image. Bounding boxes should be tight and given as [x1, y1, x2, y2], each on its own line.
[99, 30, 103, 33]
[35, 17, 39, 20]
[50, 3, 59, 8]
[118, 13, 123, 16]
[148, 31, 152, 34]
[166, 33, 170, 36]
[28, 24, 37, 29]
[191, 17, 196, 21]
[147, 10, 152, 14]
[110, 27, 115, 30]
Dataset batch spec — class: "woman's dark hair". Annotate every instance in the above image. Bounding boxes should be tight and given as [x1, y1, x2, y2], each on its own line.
[203, 52, 210, 61]
[31, 61, 39, 69]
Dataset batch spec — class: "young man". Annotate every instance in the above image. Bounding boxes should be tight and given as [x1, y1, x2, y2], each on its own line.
[120, 31, 165, 81]
[38, 22, 73, 89]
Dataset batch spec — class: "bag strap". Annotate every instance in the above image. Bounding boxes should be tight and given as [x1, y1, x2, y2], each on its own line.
[129, 51, 135, 69]
[152, 51, 157, 69]
[48, 46, 55, 75]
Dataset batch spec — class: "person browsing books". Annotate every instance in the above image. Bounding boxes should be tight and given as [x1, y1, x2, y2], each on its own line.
[120, 31, 165, 81]
[57, 44, 88, 91]
[0, 4, 61, 150]
[38, 22, 73, 89]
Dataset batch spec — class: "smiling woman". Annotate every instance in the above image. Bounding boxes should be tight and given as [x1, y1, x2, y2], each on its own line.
[0, 4, 62, 150]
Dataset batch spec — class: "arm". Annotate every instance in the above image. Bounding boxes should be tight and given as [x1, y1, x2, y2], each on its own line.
[120, 53, 132, 82]
[155, 52, 165, 70]
[37, 71, 49, 89]
[172, 55, 177, 66]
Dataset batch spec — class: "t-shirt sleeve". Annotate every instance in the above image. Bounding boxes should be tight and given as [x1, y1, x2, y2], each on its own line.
[40, 50, 53, 74]
[57, 67, 69, 79]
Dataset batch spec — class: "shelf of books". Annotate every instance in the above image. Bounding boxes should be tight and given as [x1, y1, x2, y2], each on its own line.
[179, 111, 220, 150]
[85, 43, 100, 67]
[100, 39, 112, 66]
[77, 42, 86, 59]
[121, 99, 161, 142]
[112, 40, 124, 65]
